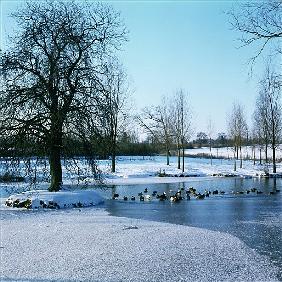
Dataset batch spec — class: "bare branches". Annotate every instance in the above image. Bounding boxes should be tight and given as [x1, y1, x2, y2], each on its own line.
[228, 1, 282, 64]
[253, 62, 281, 172]
[138, 90, 192, 169]
[94, 60, 131, 172]
[227, 102, 248, 170]
[0, 0, 128, 190]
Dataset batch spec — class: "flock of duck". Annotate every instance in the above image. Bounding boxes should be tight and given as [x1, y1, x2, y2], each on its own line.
[112, 187, 281, 203]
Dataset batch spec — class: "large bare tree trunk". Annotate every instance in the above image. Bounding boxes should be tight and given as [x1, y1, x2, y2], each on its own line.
[48, 129, 63, 192]
[265, 144, 268, 163]
[182, 145, 185, 173]
[166, 148, 170, 166]
[111, 140, 116, 173]
[177, 146, 181, 170]
[48, 113, 63, 192]
[111, 154, 116, 173]
[272, 122, 277, 173]
[272, 147, 276, 173]
[253, 147, 256, 165]
[49, 145, 62, 192]
[233, 147, 237, 171]
[111, 130, 117, 173]
[240, 146, 243, 168]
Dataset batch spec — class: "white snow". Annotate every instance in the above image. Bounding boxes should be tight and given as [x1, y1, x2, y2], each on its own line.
[1, 148, 282, 191]
[0, 152, 281, 281]
[1, 153, 281, 207]
[96, 155, 280, 186]
[0, 208, 279, 282]
[5, 189, 104, 209]
[96, 150, 282, 185]
[186, 145, 282, 160]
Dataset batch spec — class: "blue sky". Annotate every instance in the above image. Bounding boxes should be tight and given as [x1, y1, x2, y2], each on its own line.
[1, 0, 268, 137]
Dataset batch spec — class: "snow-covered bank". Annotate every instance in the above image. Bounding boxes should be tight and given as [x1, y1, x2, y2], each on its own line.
[1, 155, 282, 190]
[0, 209, 279, 282]
[98, 155, 281, 186]
[186, 145, 282, 160]
[5, 189, 104, 209]
[99, 153, 282, 183]
[1, 155, 282, 206]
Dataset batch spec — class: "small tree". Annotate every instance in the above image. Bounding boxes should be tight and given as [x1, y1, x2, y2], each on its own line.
[253, 95, 270, 164]
[256, 64, 282, 173]
[99, 61, 130, 172]
[216, 132, 228, 147]
[227, 102, 248, 170]
[207, 118, 214, 165]
[139, 96, 173, 166]
[171, 89, 192, 172]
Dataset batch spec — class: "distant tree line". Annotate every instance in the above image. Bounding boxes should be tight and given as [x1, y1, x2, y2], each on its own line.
[193, 132, 229, 148]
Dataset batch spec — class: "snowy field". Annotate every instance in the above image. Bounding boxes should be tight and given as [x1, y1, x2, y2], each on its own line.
[1, 152, 281, 281]
[0, 208, 279, 282]
[1, 148, 282, 190]
[100, 154, 282, 186]
[1, 154, 282, 207]
[186, 145, 282, 160]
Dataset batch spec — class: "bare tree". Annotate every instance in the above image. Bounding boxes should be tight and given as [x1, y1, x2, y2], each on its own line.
[99, 61, 130, 172]
[171, 89, 192, 172]
[229, 1, 282, 64]
[256, 64, 282, 173]
[253, 96, 270, 164]
[139, 96, 173, 166]
[0, 1, 127, 191]
[227, 102, 248, 171]
[250, 128, 256, 165]
[251, 118, 264, 166]
[207, 118, 214, 165]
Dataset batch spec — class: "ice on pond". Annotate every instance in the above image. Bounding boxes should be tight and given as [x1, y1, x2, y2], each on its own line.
[0, 208, 279, 282]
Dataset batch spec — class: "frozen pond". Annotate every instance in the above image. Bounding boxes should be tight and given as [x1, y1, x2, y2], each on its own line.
[1, 177, 281, 280]
[100, 178, 282, 280]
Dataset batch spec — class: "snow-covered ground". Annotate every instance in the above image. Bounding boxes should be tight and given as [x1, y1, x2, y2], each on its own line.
[1, 147, 281, 190]
[5, 189, 104, 209]
[1, 153, 281, 281]
[1, 153, 282, 210]
[99, 155, 281, 186]
[0, 208, 279, 282]
[186, 145, 282, 160]
[1, 154, 281, 202]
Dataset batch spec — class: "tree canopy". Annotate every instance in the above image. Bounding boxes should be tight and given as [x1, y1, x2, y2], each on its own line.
[0, 0, 127, 191]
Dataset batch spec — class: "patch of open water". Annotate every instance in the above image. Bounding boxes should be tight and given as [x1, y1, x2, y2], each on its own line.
[99, 178, 282, 280]
[1, 177, 281, 280]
